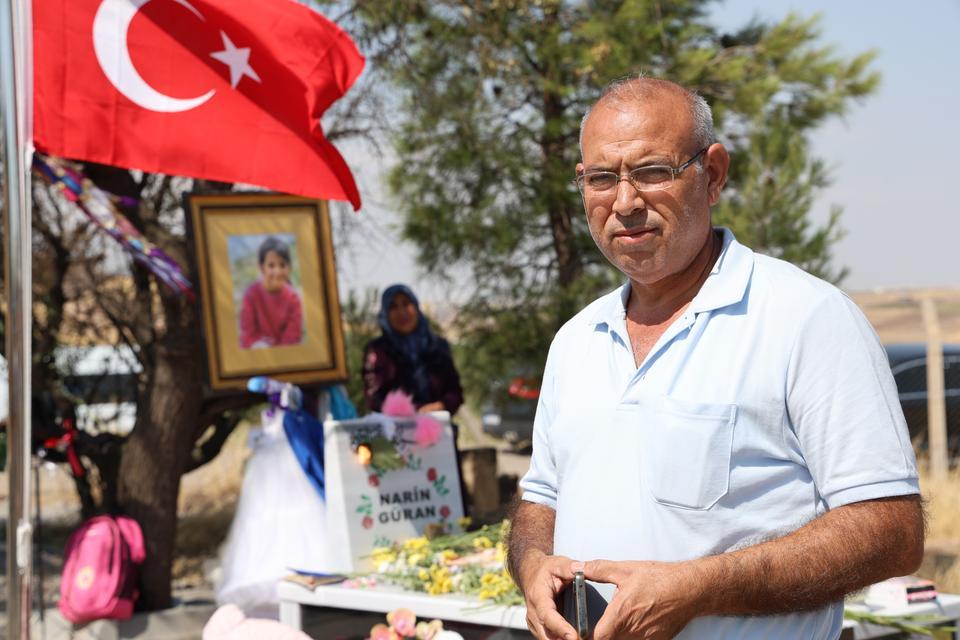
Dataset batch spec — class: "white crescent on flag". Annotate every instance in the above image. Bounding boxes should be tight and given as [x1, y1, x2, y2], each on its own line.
[92, 0, 215, 113]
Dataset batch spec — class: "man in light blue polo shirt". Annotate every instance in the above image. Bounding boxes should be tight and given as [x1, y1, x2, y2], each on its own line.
[507, 77, 923, 640]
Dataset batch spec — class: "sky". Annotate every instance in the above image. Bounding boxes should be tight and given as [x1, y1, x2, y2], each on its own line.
[333, 0, 960, 305]
[710, 0, 960, 292]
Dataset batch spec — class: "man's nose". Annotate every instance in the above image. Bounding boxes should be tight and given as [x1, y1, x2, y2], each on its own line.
[611, 176, 647, 217]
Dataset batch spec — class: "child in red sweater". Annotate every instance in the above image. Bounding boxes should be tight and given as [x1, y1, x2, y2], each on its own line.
[238, 237, 303, 349]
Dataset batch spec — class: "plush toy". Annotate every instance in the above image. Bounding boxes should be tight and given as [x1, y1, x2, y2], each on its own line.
[202, 604, 312, 640]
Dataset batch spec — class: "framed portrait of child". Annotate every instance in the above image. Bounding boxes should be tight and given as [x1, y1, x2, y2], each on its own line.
[185, 193, 348, 390]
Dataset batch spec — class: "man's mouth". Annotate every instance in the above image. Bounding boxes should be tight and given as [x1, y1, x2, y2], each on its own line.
[614, 227, 656, 238]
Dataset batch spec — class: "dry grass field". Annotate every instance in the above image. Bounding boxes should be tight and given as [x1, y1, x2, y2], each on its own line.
[851, 287, 960, 344]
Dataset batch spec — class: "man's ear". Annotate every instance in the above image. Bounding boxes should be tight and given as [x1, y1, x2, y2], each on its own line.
[704, 143, 730, 206]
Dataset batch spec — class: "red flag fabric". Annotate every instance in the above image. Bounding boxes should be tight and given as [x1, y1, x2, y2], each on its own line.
[34, 0, 364, 209]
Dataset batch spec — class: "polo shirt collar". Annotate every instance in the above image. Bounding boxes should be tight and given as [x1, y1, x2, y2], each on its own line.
[689, 227, 754, 313]
[588, 227, 754, 327]
[587, 282, 629, 328]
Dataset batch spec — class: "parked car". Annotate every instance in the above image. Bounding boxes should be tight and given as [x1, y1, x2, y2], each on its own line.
[481, 376, 540, 446]
[884, 343, 960, 455]
[55, 344, 141, 435]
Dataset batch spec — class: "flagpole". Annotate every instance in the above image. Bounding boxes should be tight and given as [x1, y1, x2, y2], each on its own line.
[1, 0, 34, 635]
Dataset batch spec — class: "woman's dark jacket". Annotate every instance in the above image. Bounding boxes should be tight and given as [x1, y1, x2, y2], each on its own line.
[361, 335, 464, 415]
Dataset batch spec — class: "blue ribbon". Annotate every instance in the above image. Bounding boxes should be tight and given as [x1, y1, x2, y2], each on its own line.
[281, 385, 357, 501]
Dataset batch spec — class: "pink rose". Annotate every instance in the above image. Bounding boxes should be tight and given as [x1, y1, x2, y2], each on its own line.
[414, 415, 442, 447]
[387, 608, 417, 638]
[383, 390, 416, 417]
[369, 623, 394, 640]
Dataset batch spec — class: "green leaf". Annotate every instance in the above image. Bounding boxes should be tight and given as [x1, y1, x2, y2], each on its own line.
[370, 436, 406, 472]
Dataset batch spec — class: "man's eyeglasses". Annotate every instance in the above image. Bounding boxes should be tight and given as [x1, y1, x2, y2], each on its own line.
[575, 147, 708, 195]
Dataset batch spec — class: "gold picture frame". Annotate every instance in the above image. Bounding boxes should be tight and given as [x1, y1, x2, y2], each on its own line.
[185, 193, 348, 390]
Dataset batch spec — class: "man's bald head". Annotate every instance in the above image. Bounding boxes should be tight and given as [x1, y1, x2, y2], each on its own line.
[579, 77, 717, 155]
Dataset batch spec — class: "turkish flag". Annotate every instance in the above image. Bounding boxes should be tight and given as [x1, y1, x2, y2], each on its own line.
[33, 0, 364, 209]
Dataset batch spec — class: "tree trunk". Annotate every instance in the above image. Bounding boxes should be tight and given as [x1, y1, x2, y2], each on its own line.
[116, 338, 203, 610]
[546, 202, 581, 288]
[541, 95, 582, 286]
[539, 5, 582, 289]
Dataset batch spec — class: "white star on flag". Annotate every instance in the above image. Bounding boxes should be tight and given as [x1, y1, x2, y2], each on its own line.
[210, 31, 261, 89]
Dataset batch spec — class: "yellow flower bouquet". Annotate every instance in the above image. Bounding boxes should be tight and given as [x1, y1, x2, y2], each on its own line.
[360, 520, 523, 606]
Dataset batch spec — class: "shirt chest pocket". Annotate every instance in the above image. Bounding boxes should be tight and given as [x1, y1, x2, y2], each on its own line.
[619, 396, 737, 510]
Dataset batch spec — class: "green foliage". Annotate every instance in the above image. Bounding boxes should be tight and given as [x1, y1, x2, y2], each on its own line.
[712, 109, 848, 282]
[330, 1, 879, 404]
[342, 287, 381, 411]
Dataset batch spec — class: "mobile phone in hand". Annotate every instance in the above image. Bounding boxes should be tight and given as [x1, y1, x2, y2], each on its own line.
[562, 570, 589, 639]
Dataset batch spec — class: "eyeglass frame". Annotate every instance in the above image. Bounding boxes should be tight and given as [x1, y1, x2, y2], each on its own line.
[574, 146, 710, 194]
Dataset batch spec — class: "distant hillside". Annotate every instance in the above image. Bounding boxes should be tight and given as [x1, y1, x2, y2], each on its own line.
[850, 288, 960, 344]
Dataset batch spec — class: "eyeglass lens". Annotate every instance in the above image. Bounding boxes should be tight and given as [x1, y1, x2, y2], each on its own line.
[581, 166, 675, 192]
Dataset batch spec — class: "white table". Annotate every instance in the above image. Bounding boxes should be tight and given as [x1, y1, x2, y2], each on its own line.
[278, 581, 528, 637]
[278, 581, 960, 639]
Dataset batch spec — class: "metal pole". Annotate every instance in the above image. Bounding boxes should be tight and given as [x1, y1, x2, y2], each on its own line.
[921, 296, 948, 479]
[33, 457, 44, 628]
[1, 0, 34, 635]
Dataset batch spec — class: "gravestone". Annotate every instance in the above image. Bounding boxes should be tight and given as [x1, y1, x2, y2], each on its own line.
[323, 413, 465, 573]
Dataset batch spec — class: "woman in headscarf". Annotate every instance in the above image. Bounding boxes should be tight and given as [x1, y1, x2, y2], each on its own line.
[362, 284, 464, 415]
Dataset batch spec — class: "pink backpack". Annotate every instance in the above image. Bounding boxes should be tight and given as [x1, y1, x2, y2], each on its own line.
[58, 514, 145, 624]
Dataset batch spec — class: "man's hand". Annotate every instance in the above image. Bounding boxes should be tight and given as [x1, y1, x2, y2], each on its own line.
[518, 551, 580, 640]
[507, 501, 576, 639]
[582, 559, 700, 640]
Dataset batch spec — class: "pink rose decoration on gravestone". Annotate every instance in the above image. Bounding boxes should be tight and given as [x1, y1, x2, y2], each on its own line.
[427, 467, 437, 482]
[368, 474, 380, 487]
[362, 516, 374, 529]
[439, 505, 451, 519]
[414, 415, 442, 447]
[382, 390, 416, 417]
